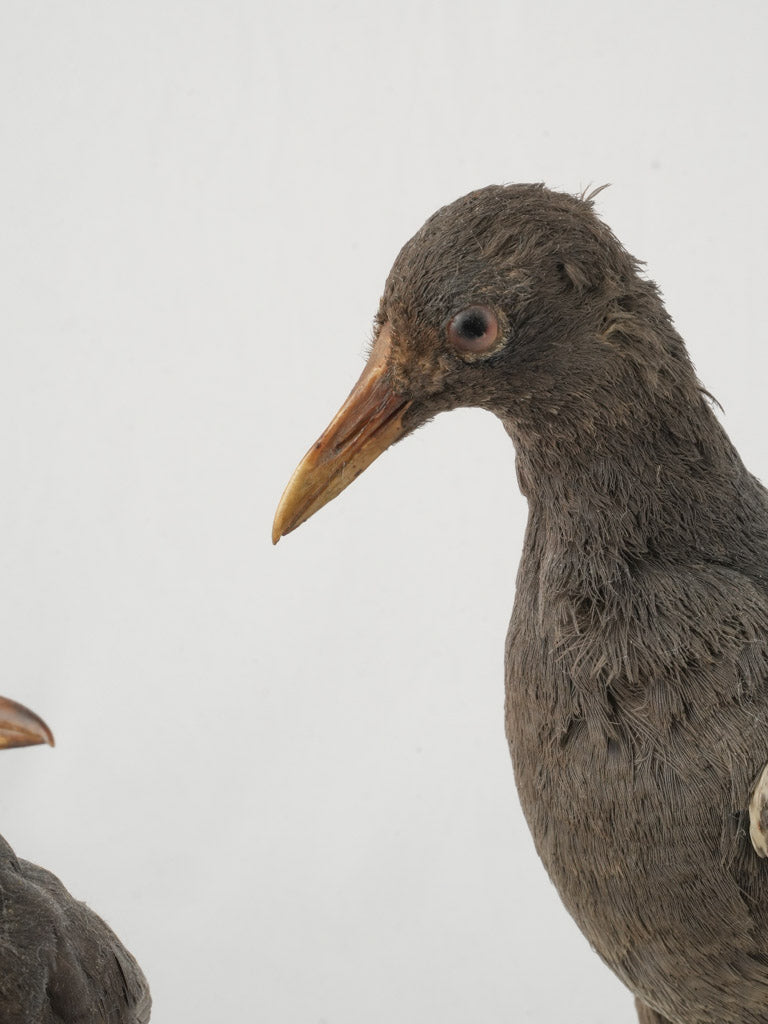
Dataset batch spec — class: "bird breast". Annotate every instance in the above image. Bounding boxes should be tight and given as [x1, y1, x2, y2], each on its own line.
[503, 552, 768, 1023]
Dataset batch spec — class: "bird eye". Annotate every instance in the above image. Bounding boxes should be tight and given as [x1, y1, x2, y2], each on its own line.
[447, 306, 499, 356]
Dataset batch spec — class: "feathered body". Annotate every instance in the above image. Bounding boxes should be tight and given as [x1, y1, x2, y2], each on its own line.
[0, 834, 151, 1023]
[506, 361, 768, 1022]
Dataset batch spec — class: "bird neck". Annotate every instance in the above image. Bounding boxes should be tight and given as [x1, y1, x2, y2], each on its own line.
[504, 349, 766, 594]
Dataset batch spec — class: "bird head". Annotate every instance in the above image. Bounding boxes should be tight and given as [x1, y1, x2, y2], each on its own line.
[0, 696, 54, 750]
[273, 183, 662, 542]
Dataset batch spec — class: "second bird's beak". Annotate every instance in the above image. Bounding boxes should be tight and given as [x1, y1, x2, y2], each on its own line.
[0, 696, 55, 750]
[272, 325, 411, 543]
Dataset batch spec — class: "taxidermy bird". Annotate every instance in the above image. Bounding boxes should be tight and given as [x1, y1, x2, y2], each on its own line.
[0, 696, 151, 1023]
[273, 184, 768, 1024]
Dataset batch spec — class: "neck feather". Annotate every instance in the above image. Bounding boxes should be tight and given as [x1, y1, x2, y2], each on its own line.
[503, 321, 768, 596]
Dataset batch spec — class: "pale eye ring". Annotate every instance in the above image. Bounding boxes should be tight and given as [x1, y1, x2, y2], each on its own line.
[447, 306, 499, 355]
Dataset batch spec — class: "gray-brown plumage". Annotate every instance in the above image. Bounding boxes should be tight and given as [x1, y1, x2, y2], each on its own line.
[0, 697, 151, 1023]
[273, 184, 768, 1023]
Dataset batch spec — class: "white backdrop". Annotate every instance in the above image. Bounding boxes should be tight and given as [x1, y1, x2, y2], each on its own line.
[1, 2, 767, 1022]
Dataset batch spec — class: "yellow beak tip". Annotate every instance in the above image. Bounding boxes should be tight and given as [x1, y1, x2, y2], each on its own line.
[272, 325, 411, 545]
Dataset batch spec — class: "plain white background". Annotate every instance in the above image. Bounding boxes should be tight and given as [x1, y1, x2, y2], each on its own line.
[1, 2, 767, 1021]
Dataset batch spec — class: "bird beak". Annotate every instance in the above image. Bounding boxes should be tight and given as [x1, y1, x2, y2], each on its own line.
[0, 697, 55, 750]
[273, 324, 412, 543]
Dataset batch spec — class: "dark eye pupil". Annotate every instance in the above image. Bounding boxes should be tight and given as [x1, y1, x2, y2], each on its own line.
[456, 311, 488, 340]
[447, 304, 499, 356]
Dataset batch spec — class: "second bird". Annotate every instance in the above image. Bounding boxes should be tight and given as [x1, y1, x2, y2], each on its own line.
[0, 697, 151, 1023]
